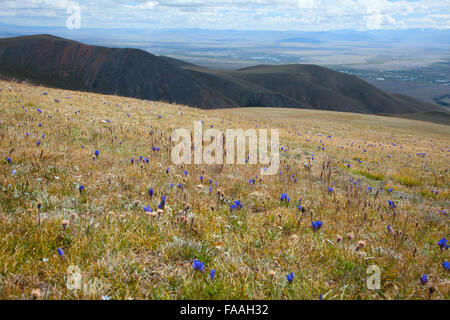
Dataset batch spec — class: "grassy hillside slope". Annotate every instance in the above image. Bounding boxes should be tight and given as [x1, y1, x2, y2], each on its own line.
[0, 80, 448, 300]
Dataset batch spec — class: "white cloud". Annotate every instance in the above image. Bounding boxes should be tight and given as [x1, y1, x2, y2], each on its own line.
[1, 0, 449, 30]
[366, 13, 396, 29]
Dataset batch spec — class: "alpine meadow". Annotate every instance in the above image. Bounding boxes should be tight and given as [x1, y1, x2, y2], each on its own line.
[0, 79, 448, 299]
[0, 0, 449, 304]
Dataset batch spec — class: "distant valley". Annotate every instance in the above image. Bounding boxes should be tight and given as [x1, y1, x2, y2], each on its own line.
[0, 34, 448, 124]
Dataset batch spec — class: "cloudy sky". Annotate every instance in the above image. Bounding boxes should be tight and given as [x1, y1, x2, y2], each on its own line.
[0, 0, 449, 31]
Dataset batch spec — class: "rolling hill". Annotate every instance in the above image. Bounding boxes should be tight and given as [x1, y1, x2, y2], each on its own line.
[0, 34, 445, 118]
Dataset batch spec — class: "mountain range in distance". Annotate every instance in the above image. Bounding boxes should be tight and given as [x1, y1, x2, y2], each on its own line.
[0, 34, 447, 124]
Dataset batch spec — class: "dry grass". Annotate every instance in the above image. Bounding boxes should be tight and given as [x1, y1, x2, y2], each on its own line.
[0, 80, 448, 300]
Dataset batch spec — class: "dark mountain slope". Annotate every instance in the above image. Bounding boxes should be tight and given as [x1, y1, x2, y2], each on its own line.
[0, 34, 444, 117]
[0, 34, 230, 108]
[217, 64, 440, 114]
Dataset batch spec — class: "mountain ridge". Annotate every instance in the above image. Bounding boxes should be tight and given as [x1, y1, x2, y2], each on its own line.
[0, 34, 444, 118]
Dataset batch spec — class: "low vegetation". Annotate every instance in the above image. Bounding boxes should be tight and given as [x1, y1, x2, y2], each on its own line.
[0, 80, 448, 300]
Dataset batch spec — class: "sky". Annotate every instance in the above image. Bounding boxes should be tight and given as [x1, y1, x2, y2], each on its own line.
[0, 0, 449, 31]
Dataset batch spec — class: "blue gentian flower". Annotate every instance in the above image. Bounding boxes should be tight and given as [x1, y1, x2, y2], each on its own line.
[6, 157, 11, 164]
[79, 185, 85, 193]
[438, 238, 449, 250]
[443, 261, 450, 270]
[57, 247, 64, 257]
[36, 141, 41, 147]
[210, 269, 216, 280]
[230, 200, 243, 211]
[420, 274, 428, 284]
[286, 272, 294, 283]
[148, 188, 154, 197]
[95, 150, 99, 157]
[311, 220, 323, 231]
[193, 259, 205, 272]
[280, 193, 289, 202]
[158, 196, 166, 209]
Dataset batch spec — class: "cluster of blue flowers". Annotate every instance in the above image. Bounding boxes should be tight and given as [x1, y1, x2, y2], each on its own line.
[438, 238, 449, 250]
[280, 193, 290, 202]
[230, 200, 243, 211]
[158, 196, 166, 209]
[311, 220, 323, 231]
[192, 259, 205, 272]
[420, 274, 428, 284]
[286, 272, 294, 283]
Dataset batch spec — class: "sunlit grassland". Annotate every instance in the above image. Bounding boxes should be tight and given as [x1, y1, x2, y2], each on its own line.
[0, 80, 448, 300]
